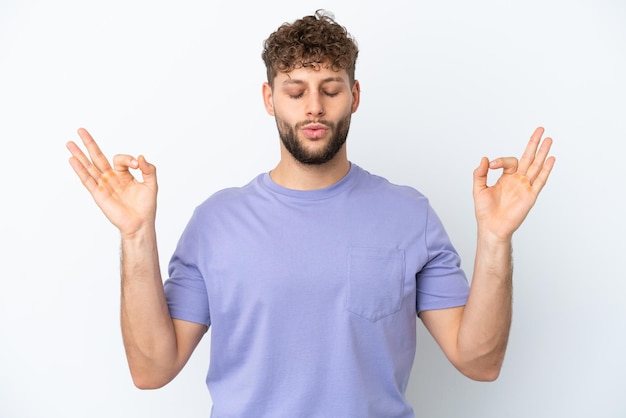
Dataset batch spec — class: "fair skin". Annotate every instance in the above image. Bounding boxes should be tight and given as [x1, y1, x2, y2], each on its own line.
[67, 65, 554, 388]
[262, 67, 360, 189]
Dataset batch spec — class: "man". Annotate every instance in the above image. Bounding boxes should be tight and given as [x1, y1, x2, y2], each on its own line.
[67, 10, 555, 418]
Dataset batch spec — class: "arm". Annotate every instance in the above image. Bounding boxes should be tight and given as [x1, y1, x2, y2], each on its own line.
[67, 128, 206, 389]
[420, 127, 555, 381]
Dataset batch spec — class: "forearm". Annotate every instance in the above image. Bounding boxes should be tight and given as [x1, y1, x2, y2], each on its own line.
[119, 226, 178, 388]
[449, 127, 553, 380]
[457, 231, 513, 380]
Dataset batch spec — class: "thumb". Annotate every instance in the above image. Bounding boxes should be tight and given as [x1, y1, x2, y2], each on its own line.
[136, 155, 158, 188]
[473, 156, 489, 196]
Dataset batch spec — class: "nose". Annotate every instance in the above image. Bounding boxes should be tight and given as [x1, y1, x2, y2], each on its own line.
[305, 92, 325, 118]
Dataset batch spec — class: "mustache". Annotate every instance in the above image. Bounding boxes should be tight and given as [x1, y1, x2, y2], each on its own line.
[295, 120, 334, 129]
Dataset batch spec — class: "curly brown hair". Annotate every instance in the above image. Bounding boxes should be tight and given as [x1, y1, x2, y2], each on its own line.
[261, 10, 359, 87]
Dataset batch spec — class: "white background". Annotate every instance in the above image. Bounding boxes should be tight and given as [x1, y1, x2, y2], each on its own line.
[1, 0, 625, 417]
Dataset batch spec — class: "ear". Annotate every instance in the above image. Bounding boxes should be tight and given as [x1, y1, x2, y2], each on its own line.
[262, 82, 275, 116]
[351, 80, 361, 113]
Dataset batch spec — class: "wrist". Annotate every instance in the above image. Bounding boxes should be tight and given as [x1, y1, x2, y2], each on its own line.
[120, 222, 157, 242]
[476, 227, 513, 247]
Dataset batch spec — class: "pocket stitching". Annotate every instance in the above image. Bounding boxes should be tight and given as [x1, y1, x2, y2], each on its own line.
[346, 248, 405, 322]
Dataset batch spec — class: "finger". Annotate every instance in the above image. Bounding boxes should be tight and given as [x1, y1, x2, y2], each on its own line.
[473, 157, 490, 196]
[136, 155, 158, 189]
[517, 127, 544, 175]
[530, 155, 556, 193]
[68, 154, 100, 194]
[489, 157, 518, 175]
[77, 128, 112, 173]
[111, 154, 158, 189]
[66, 140, 103, 186]
[112, 154, 139, 172]
[66, 140, 91, 168]
[526, 136, 553, 182]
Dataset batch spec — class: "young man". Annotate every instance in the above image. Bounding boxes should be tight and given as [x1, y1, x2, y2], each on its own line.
[67, 11, 555, 418]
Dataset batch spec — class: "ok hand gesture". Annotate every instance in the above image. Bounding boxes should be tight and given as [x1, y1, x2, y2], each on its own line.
[66, 128, 158, 237]
[473, 127, 556, 240]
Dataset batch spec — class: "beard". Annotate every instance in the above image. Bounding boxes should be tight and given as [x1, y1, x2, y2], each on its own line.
[276, 114, 352, 165]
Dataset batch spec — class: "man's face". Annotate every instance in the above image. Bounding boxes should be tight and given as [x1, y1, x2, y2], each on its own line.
[263, 65, 360, 165]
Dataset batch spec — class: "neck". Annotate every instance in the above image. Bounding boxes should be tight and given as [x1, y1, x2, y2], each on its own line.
[270, 147, 350, 190]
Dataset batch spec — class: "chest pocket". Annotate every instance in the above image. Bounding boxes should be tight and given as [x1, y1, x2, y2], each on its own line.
[346, 247, 405, 322]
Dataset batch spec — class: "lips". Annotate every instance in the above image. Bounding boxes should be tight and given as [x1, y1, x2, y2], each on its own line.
[301, 124, 328, 139]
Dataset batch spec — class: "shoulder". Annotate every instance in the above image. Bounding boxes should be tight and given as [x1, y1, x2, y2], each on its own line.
[352, 164, 428, 205]
[191, 174, 265, 219]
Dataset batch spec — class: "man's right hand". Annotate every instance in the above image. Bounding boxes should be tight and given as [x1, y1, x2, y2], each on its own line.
[66, 128, 158, 237]
[67, 128, 204, 389]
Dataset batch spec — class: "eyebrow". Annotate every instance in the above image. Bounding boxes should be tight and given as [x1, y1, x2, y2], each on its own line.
[281, 76, 346, 86]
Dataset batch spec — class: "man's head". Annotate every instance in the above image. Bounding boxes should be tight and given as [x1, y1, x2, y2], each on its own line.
[262, 11, 360, 166]
[261, 10, 359, 88]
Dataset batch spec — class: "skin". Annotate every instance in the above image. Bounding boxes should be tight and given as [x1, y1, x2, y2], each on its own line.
[421, 128, 555, 380]
[262, 66, 360, 190]
[67, 132, 206, 389]
[67, 65, 554, 387]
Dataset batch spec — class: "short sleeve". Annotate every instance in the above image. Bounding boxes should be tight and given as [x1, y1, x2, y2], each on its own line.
[164, 209, 211, 327]
[416, 205, 470, 314]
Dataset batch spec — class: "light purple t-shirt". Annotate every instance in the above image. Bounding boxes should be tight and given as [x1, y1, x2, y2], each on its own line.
[164, 163, 469, 417]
